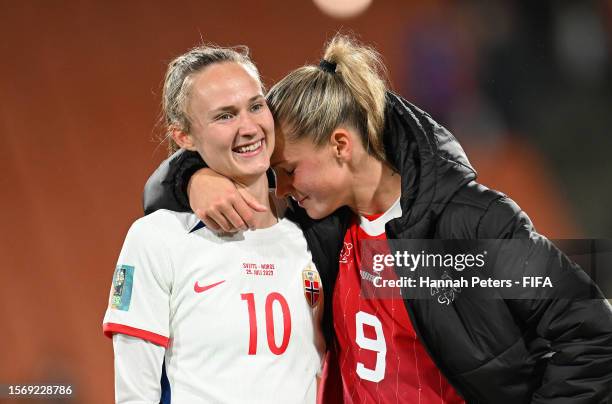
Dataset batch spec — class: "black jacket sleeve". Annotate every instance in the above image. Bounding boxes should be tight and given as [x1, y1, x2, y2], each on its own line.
[479, 197, 612, 403]
[142, 149, 206, 215]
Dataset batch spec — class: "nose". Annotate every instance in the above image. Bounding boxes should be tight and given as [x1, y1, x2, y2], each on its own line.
[238, 111, 258, 137]
[274, 171, 293, 199]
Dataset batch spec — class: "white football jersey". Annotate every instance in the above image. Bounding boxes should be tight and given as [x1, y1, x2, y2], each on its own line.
[103, 208, 324, 403]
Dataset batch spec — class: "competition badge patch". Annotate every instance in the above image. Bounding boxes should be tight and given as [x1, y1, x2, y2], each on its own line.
[110, 264, 134, 311]
[302, 266, 321, 307]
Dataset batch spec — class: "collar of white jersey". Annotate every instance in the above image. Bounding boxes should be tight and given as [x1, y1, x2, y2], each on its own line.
[188, 191, 288, 233]
[358, 196, 402, 236]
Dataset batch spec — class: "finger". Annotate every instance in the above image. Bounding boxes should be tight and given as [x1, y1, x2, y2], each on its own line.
[221, 206, 248, 231]
[237, 188, 267, 212]
[204, 209, 233, 233]
[196, 209, 221, 232]
[212, 197, 245, 231]
[233, 197, 256, 230]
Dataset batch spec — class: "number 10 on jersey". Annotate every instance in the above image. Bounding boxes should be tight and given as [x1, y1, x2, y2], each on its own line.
[241, 292, 292, 355]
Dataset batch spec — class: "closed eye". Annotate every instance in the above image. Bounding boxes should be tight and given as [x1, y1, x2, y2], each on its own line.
[271, 165, 294, 177]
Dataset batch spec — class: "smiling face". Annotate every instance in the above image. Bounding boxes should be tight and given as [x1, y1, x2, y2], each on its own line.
[271, 125, 352, 219]
[174, 62, 274, 185]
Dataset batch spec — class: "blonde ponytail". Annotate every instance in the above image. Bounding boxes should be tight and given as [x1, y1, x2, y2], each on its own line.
[267, 34, 389, 161]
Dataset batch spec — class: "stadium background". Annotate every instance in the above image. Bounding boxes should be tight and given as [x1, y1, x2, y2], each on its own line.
[1, 1, 611, 402]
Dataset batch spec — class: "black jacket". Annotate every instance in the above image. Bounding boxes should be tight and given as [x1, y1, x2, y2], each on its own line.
[143, 93, 612, 403]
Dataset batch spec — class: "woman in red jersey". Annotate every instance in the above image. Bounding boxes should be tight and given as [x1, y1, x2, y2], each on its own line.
[143, 35, 612, 403]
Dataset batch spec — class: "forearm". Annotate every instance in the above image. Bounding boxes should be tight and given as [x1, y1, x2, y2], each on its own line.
[529, 297, 612, 403]
[505, 240, 612, 402]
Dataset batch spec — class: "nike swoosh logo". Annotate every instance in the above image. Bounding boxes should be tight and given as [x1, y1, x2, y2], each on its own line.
[194, 280, 225, 294]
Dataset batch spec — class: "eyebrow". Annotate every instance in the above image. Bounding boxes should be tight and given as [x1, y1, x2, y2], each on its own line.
[210, 95, 265, 114]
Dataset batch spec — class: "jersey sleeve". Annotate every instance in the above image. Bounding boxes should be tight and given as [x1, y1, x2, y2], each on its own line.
[103, 218, 173, 348]
[113, 333, 166, 403]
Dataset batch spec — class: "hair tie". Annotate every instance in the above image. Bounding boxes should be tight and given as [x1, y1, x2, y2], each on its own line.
[319, 59, 337, 73]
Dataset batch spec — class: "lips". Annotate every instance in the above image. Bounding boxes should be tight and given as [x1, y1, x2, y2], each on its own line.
[295, 196, 309, 207]
[233, 139, 264, 154]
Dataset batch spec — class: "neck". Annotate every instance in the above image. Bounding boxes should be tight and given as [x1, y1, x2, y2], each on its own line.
[235, 174, 278, 229]
[348, 154, 401, 217]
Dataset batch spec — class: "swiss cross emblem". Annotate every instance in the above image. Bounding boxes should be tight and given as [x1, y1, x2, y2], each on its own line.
[302, 266, 321, 307]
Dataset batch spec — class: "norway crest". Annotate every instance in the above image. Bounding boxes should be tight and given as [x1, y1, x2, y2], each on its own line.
[302, 266, 321, 307]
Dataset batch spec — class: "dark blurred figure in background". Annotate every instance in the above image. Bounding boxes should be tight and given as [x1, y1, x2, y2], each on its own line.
[400, 0, 612, 238]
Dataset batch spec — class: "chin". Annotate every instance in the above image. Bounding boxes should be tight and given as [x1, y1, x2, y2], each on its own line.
[251, 163, 271, 176]
[238, 161, 269, 175]
[237, 166, 269, 182]
[304, 205, 334, 220]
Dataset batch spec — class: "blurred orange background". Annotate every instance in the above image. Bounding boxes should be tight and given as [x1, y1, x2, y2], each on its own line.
[2, 1, 610, 403]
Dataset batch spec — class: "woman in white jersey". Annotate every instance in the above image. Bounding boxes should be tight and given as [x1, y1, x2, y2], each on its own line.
[102, 46, 325, 403]
[145, 35, 612, 403]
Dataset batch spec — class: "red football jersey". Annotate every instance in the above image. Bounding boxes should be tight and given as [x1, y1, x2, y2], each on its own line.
[332, 200, 464, 403]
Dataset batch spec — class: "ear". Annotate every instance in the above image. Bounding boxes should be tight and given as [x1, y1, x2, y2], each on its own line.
[329, 128, 352, 162]
[170, 126, 197, 151]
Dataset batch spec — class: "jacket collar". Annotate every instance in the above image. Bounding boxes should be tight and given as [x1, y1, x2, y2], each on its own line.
[383, 92, 476, 238]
